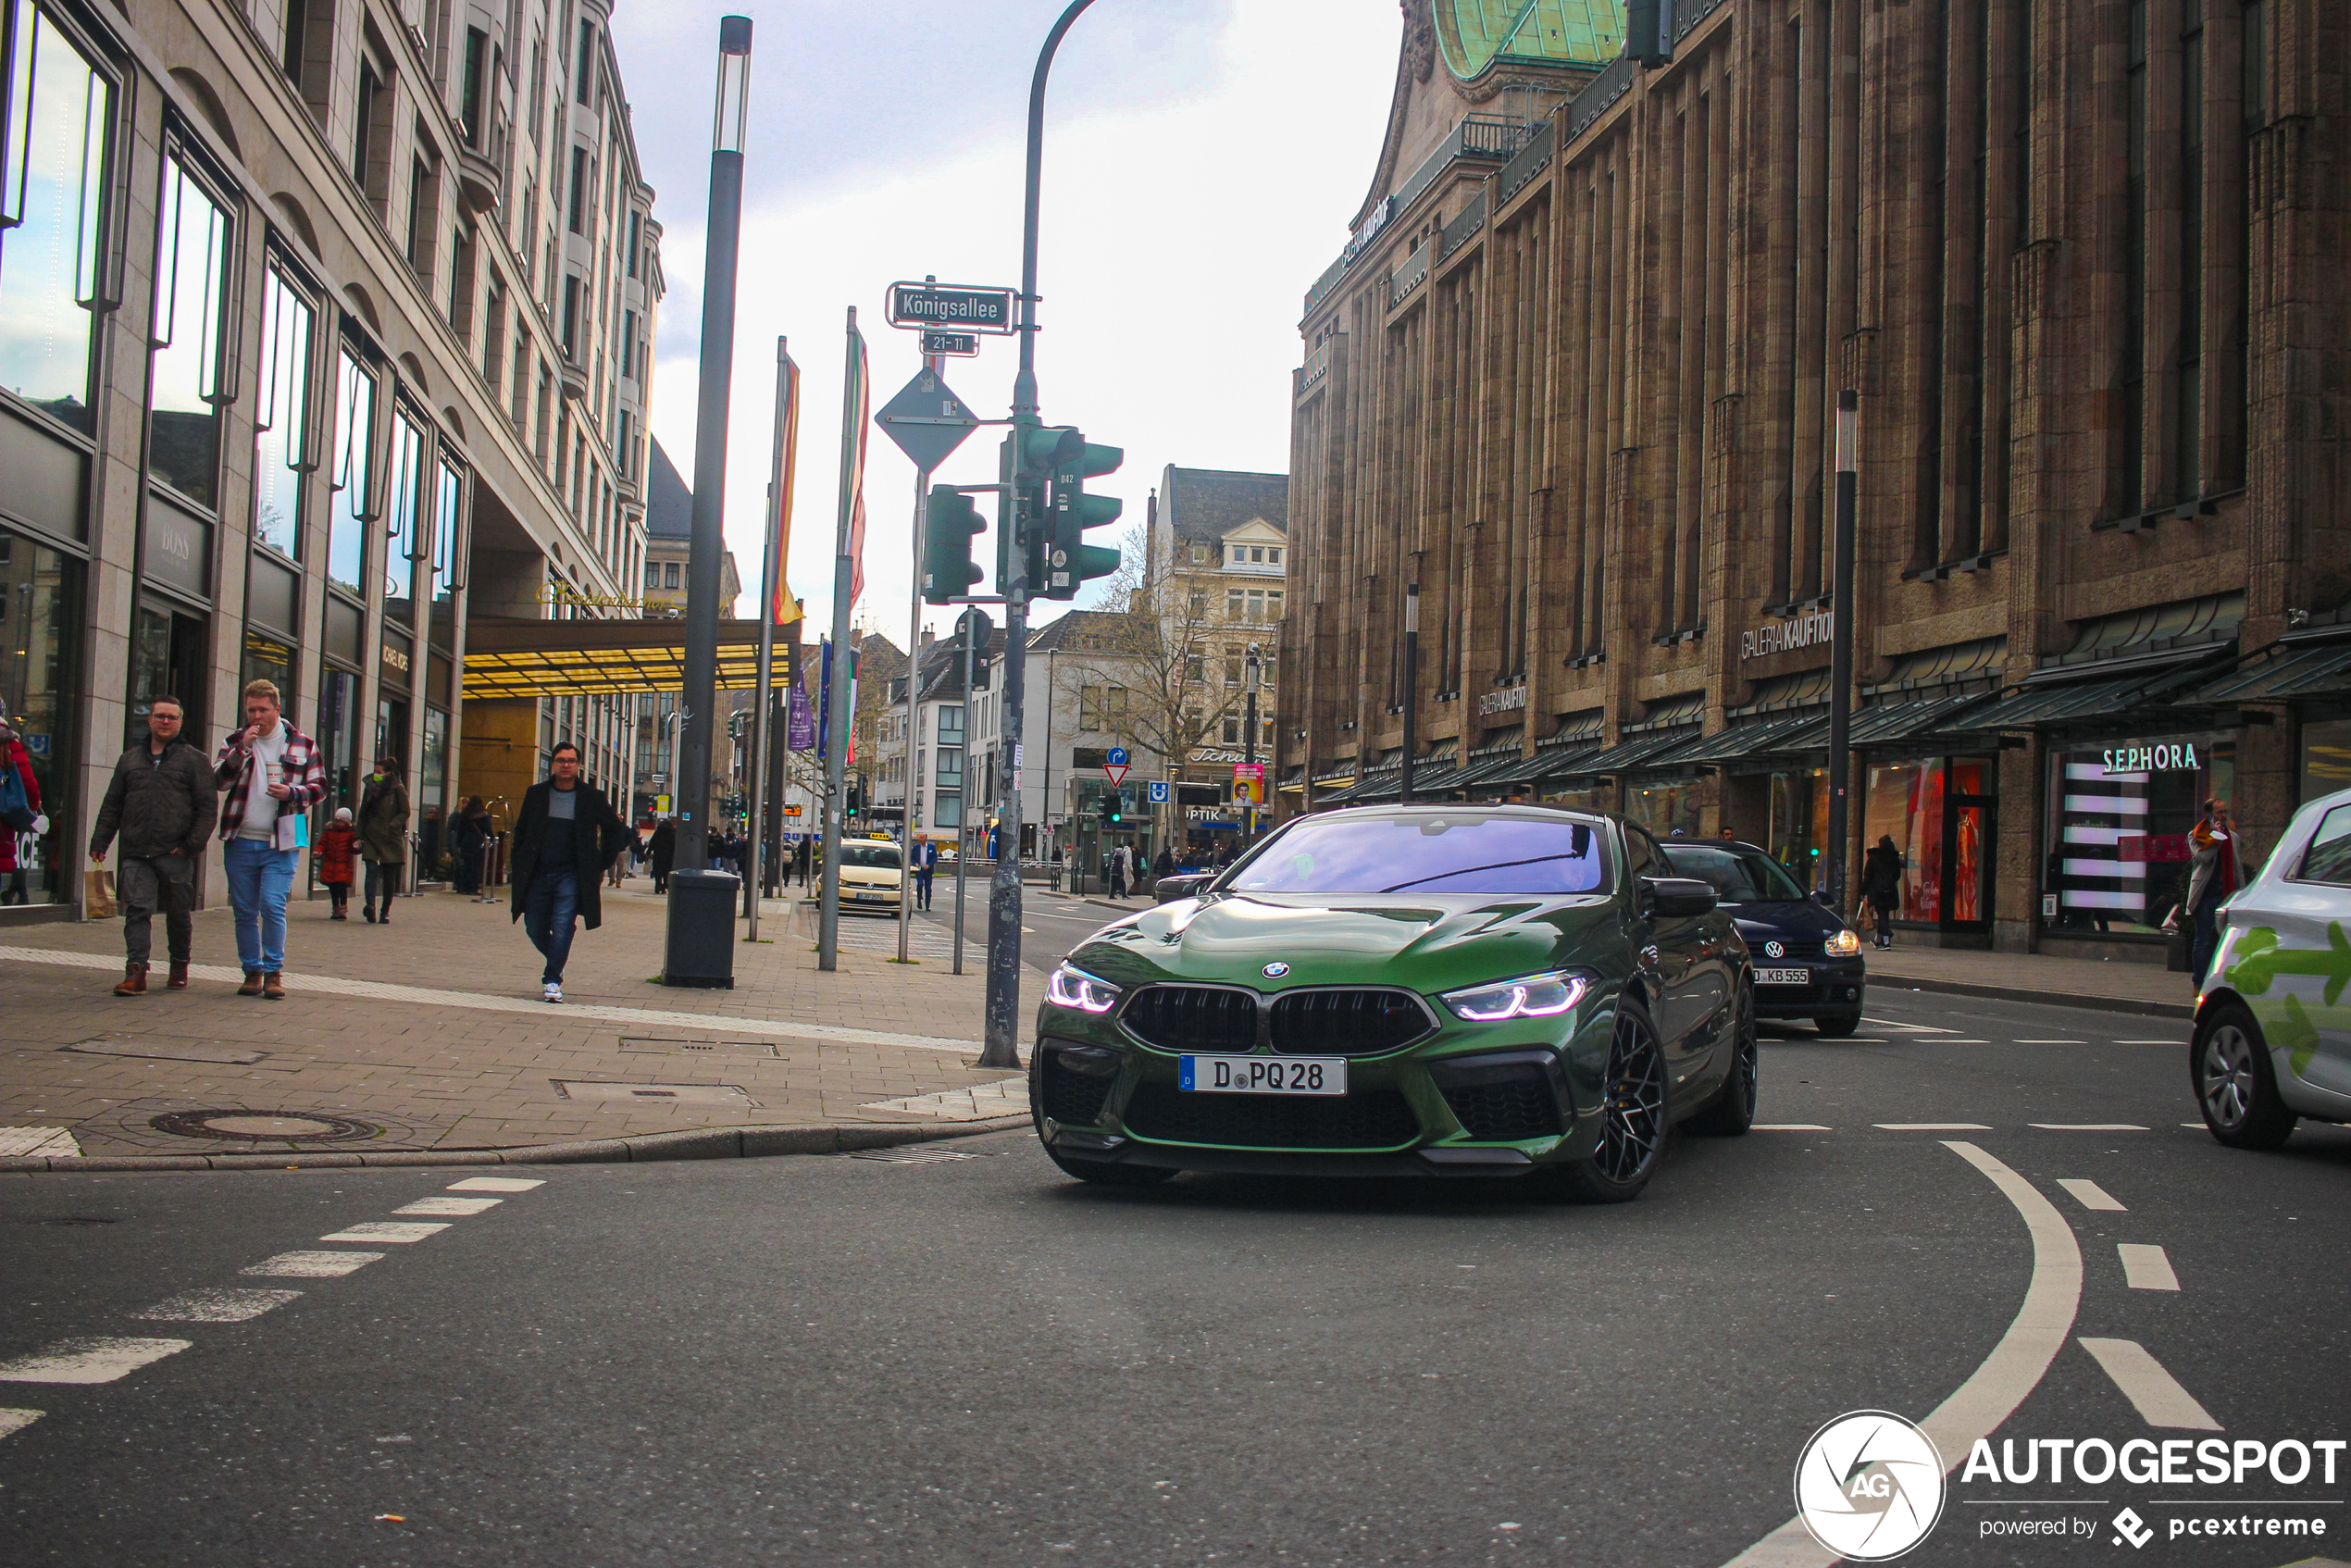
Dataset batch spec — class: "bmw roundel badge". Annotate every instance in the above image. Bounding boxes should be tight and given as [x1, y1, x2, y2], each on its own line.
[1262, 962, 1290, 978]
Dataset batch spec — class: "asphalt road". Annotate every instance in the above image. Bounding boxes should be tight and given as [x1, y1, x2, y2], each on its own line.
[3, 987, 2347, 1567]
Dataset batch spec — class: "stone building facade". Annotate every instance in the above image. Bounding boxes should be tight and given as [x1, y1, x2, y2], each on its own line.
[1282, 0, 2351, 958]
[0, 0, 662, 915]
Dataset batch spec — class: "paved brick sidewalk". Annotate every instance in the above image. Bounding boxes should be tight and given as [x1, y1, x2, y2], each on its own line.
[0, 877, 1034, 1161]
[1866, 943, 2197, 1018]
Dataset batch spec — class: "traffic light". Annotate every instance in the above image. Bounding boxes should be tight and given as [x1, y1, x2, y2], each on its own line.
[1044, 428, 1122, 601]
[1100, 790, 1123, 828]
[998, 424, 1064, 594]
[846, 778, 863, 820]
[922, 486, 985, 604]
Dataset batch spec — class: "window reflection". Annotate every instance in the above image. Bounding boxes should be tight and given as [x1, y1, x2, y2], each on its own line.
[252, 263, 315, 557]
[148, 151, 230, 506]
[328, 347, 375, 595]
[0, 0, 111, 433]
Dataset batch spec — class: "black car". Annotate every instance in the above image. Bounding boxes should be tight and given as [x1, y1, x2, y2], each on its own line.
[1660, 839, 1867, 1037]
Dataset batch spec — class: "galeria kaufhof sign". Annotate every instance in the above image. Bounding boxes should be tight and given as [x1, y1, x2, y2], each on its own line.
[1741, 608, 1834, 660]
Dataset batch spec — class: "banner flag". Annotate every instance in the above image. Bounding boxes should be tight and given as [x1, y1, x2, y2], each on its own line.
[771, 351, 802, 626]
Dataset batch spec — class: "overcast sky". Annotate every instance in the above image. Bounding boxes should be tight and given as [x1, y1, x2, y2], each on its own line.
[606, 0, 1400, 646]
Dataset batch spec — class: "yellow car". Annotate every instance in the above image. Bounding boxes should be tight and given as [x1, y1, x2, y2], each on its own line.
[835, 840, 906, 915]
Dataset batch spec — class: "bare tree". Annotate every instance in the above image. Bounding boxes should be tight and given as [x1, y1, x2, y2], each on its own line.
[1058, 558, 1254, 782]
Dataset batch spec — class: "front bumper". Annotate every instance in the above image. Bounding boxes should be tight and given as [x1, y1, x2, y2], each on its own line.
[1750, 958, 1866, 1019]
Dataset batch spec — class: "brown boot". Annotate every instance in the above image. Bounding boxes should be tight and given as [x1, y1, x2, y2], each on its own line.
[238, 971, 264, 997]
[113, 963, 148, 997]
[166, 962, 190, 990]
[262, 972, 285, 1000]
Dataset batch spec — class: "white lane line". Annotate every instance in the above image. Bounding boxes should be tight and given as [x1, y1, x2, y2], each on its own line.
[1868, 1021, 1963, 1033]
[1722, 1141, 2083, 1568]
[243, 1251, 384, 1277]
[131, 1288, 303, 1323]
[318, 1222, 448, 1243]
[446, 1177, 544, 1192]
[2115, 1039, 2182, 1046]
[1753, 1124, 1834, 1131]
[2117, 1243, 2180, 1291]
[2014, 1039, 2086, 1045]
[0, 1408, 42, 1441]
[1944, 1039, 1991, 1044]
[1875, 1122, 1994, 1131]
[2079, 1338, 2219, 1428]
[392, 1196, 503, 1216]
[2031, 1123, 2148, 1132]
[0, 1338, 193, 1385]
[2057, 1178, 2127, 1212]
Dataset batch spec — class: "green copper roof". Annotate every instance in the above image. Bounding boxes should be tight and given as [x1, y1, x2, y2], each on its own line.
[1433, 0, 1626, 79]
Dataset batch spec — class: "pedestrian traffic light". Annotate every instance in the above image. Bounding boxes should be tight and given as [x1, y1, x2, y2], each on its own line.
[1044, 428, 1121, 601]
[922, 485, 985, 604]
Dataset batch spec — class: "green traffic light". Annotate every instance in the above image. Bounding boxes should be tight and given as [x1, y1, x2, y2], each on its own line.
[1044, 430, 1123, 602]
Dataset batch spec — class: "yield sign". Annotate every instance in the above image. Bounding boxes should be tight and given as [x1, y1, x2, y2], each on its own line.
[1104, 763, 1129, 788]
[875, 367, 980, 472]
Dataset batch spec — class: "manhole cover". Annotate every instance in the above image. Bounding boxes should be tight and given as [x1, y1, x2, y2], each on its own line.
[148, 1110, 382, 1143]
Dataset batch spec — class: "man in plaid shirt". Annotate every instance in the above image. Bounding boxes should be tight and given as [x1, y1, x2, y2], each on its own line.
[214, 679, 327, 999]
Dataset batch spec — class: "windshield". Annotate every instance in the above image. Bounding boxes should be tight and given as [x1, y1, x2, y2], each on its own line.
[1660, 843, 1807, 902]
[1227, 814, 1611, 896]
[840, 843, 902, 871]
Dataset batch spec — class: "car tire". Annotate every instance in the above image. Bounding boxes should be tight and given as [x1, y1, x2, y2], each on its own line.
[1813, 1012, 1862, 1039]
[2193, 1001, 2297, 1151]
[1044, 1148, 1179, 1187]
[1690, 986, 1759, 1137]
[1549, 997, 1670, 1204]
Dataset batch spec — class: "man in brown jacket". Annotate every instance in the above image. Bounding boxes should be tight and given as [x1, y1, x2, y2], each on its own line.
[88, 695, 218, 994]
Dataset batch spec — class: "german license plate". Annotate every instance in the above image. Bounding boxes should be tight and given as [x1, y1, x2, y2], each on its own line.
[1178, 1054, 1347, 1096]
[1753, 966, 1811, 986]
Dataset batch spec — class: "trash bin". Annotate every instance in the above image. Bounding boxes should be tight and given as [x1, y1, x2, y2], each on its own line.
[663, 869, 738, 989]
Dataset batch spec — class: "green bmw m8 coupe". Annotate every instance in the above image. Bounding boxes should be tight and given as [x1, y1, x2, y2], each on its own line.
[1030, 805, 1760, 1202]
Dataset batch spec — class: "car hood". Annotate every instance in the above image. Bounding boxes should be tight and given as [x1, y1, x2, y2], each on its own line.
[1726, 901, 1849, 944]
[1070, 891, 1623, 996]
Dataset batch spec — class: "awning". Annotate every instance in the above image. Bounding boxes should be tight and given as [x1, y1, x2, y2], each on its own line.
[1847, 688, 2006, 747]
[1956, 656, 2226, 731]
[2191, 629, 2351, 703]
[461, 615, 803, 701]
[1571, 726, 1704, 774]
[1677, 711, 1830, 765]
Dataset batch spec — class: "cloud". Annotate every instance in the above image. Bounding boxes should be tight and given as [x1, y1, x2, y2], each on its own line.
[613, 0, 1399, 642]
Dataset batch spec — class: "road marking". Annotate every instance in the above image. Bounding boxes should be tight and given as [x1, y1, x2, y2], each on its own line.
[131, 1288, 303, 1323]
[0, 1409, 42, 1441]
[1944, 1039, 1991, 1044]
[243, 1251, 383, 1277]
[446, 1176, 544, 1192]
[2117, 1244, 2180, 1291]
[2030, 1123, 2147, 1131]
[1870, 1021, 1964, 1034]
[2115, 1039, 2182, 1045]
[2078, 1338, 2220, 1428]
[2014, 1039, 2086, 1045]
[318, 1222, 448, 1243]
[1874, 1123, 1993, 1131]
[1753, 1124, 1834, 1131]
[1722, 1141, 2083, 1568]
[392, 1196, 503, 1216]
[2057, 1178, 2127, 1212]
[0, 1338, 193, 1385]
[863, 1078, 1026, 1121]
[2179, 1123, 2208, 1129]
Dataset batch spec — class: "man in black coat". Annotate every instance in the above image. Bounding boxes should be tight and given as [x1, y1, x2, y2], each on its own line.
[508, 742, 631, 1002]
[88, 695, 218, 994]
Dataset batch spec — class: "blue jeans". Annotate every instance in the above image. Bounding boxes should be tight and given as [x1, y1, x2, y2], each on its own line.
[523, 866, 581, 984]
[223, 839, 298, 974]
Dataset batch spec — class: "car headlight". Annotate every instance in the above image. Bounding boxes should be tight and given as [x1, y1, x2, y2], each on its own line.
[1823, 928, 1861, 957]
[1045, 964, 1123, 1014]
[1441, 969, 1591, 1022]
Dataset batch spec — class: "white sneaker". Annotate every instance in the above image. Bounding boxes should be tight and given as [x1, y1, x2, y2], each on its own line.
[542, 982, 563, 1003]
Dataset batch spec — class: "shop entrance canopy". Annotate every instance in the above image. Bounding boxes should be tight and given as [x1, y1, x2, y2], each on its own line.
[461, 616, 802, 702]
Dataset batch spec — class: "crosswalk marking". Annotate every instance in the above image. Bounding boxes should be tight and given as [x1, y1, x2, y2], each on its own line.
[131, 1288, 302, 1323]
[2078, 1338, 2219, 1429]
[318, 1222, 449, 1244]
[243, 1251, 383, 1277]
[2057, 1178, 2126, 1212]
[2117, 1244, 2179, 1291]
[0, 1409, 42, 1441]
[446, 1177, 544, 1192]
[0, 1338, 192, 1385]
[392, 1197, 503, 1216]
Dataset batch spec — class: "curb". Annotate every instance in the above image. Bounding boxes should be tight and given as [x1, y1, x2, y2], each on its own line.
[1870, 972, 2196, 1022]
[0, 1114, 1033, 1175]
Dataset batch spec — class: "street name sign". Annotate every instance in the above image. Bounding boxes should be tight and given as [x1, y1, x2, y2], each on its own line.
[921, 330, 980, 357]
[875, 368, 981, 472]
[887, 281, 1016, 334]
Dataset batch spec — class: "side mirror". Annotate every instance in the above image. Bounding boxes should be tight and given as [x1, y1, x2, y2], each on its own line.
[1156, 873, 1211, 904]
[1641, 876, 1718, 918]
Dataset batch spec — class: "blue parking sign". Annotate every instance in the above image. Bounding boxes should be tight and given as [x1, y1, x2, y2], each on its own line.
[1148, 780, 1170, 804]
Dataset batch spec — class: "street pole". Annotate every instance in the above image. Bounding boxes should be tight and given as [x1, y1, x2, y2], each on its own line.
[1825, 389, 1859, 911]
[673, 15, 752, 882]
[981, 0, 1096, 1071]
[898, 391, 937, 965]
[1399, 585, 1419, 805]
[816, 309, 861, 972]
[745, 336, 792, 940]
[1244, 641, 1259, 840]
[952, 610, 977, 976]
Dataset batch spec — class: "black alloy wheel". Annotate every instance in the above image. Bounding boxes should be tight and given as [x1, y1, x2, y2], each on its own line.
[1551, 998, 1668, 1204]
[1691, 985, 1759, 1137]
[2193, 1002, 2297, 1150]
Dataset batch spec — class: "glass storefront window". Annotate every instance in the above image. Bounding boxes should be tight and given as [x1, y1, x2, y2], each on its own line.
[2043, 742, 2229, 937]
[1537, 783, 1610, 813]
[1862, 758, 1996, 925]
[148, 150, 230, 507]
[430, 454, 462, 651]
[384, 404, 427, 624]
[420, 705, 447, 877]
[316, 664, 356, 814]
[0, 0, 112, 433]
[241, 630, 292, 703]
[328, 347, 374, 596]
[1625, 778, 1701, 840]
[0, 526, 80, 903]
[1768, 766, 1830, 888]
[2300, 717, 2351, 804]
[251, 262, 315, 558]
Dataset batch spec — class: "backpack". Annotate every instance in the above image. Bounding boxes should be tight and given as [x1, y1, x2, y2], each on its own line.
[0, 757, 31, 832]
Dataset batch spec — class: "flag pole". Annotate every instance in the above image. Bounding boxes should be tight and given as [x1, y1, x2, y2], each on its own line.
[818, 307, 862, 972]
[745, 337, 792, 941]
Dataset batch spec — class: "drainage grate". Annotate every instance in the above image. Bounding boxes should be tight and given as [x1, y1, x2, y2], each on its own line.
[850, 1146, 979, 1164]
[616, 1038, 779, 1057]
[551, 1081, 758, 1107]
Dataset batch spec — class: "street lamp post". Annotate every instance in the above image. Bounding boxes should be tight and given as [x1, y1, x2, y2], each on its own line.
[1243, 641, 1260, 840]
[1399, 585, 1419, 806]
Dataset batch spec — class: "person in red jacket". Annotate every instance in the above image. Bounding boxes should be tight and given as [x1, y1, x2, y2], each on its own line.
[317, 807, 359, 919]
[0, 716, 45, 906]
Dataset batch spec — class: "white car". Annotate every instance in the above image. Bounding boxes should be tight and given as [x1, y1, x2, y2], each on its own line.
[835, 840, 906, 915]
[2193, 786, 2351, 1147]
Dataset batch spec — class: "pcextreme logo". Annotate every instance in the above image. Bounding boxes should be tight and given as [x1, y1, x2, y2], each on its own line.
[1794, 1411, 1947, 1561]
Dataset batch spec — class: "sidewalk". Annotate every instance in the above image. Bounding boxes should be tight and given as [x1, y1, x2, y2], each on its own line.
[1867, 944, 2196, 1019]
[0, 875, 1034, 1171]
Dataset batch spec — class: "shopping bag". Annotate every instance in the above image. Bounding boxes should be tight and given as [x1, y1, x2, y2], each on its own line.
[83, 867, 117, 921]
